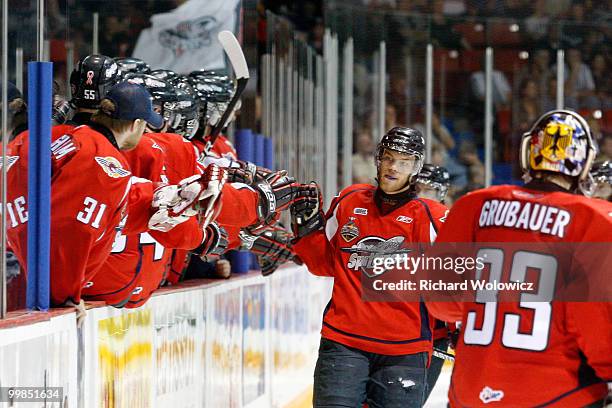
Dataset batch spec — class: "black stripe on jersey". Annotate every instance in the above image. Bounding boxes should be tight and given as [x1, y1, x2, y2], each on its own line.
[322, 321, 432, 345]
[321, 298, 432, 345]
[415, 198, 438, 235]
[325, 187, 373, 221]
[83, 244, 144, 303]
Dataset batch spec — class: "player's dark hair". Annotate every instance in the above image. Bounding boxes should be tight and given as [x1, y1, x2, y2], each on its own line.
[91, 98, 135, 134]
[7, 98, 27, 141]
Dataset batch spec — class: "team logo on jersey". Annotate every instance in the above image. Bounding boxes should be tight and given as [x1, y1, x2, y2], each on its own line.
[342, 236, 411, 277]
[0, 156, 19, 172]
[340, 217, 360, 242]
[353, 208, 368, 216]
[95, 156, 131, 179]
[396, 215, 413, 224]
[479, 386, 504, 404]
[132, 287, 143, 295]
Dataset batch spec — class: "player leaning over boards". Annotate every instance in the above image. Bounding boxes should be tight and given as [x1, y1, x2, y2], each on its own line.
[290, 127, 448, 407]
[427, 110, 612, 407]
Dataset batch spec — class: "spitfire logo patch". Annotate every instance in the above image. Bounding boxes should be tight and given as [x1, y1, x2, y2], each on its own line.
[479, 386, 504, 404]
[95, 156, 131, 179]
[342, 236, 411, 277]
[340, 217, 360, 242]
[0, 156, 19, 172]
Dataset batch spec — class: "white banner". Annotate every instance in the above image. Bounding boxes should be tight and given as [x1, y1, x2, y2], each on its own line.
[132, 0, 241, 74]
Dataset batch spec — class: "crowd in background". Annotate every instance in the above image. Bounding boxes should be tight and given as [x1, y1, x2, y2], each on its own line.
[6, 0, 611, 206]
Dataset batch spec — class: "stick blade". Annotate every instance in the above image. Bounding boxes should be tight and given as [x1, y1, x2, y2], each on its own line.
[218, 30, 249, 80]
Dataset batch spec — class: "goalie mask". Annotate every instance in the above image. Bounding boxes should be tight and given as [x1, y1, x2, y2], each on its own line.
[520, 110, 596, 182]
[415, 163, 450, 202]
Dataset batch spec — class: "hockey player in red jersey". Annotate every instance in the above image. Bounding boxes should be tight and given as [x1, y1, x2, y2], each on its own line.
[427, 110, 612, 407]
[6, 82, 216, 307]
[414, 163, 455, 403]
[290, 127, 448, 407]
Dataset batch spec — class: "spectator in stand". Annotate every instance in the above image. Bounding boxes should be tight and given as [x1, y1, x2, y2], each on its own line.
[525, 0, 550, 45]
[564, 48, 597, 109]
[561, 2, 589, 48]
[352, 131, 377, 184]
[516, 79, 541, 133]
[430, 0, 471, 50]
[385, 103, 398, 131]
[542, 77, 560, 112]
[591, 53, 612, 108]
[517, 48, 553, 110]
[598, 133, 612, 162]
[431, 142, 468, 191]
[457, 139, 485, 187]
[469, 61, 511, 142]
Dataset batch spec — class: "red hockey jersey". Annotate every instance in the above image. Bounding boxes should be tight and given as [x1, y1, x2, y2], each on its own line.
[428, 184, 612, 407]
[294, 184, 448, 355]
[6, 125, 135, 305]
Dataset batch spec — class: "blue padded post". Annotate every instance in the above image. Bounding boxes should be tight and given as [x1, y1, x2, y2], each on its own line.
[230, 129, 255, 273]
[26, 62, 52, 310]
[264, 136, 274, 170]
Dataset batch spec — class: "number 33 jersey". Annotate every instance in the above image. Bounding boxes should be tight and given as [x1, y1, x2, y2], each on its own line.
[429, 183, 612, 407]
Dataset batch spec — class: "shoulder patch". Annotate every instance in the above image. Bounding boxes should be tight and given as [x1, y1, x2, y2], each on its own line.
[151, 141, 164, 152]
[95, 156, 131, 178]
[0, 156, 19, 172]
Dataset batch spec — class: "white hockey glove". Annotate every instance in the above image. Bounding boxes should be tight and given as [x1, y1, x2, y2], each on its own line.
[149, 164, 227, 232]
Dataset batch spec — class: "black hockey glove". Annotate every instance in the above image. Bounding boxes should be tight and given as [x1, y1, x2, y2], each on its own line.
[240, 227, 296, 276]
[191, 222, 229, 261]
[290, 182, 324, 239]
[253, 171, 319, 223]
[226, 160, 273, 185]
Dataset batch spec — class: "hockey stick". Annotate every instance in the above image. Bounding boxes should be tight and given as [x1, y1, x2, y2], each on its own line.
[433, 347, 455, 362]
[206, 30, 250, 153]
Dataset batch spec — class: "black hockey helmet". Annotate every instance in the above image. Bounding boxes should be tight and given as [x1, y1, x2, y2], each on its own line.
[70, 54, 121, 109]
[125, 73, 180, 131]
[150, 69, 179, 82]
[171, 89, 199, 139]
[590, 160, 612, 184]
[415, 163, 451, 202]
[189, 75, 234, 131]
[588, 160, 612, 200]
[376, 127, 426, 177]
[114, 57, 151, 74]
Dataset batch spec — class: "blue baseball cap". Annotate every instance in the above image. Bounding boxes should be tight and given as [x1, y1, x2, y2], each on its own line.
[105, 81, 163, 129]
[0, 81, 22, 102]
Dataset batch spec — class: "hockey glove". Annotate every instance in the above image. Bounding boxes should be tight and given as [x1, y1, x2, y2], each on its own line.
[253, 171, 319, 221]
[240, 227, 296, 276]
[290, 182, 325, 239]
[226, 160, 273, 185]
[192, 222, 229, 261]
[149, 165, 227, 232]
